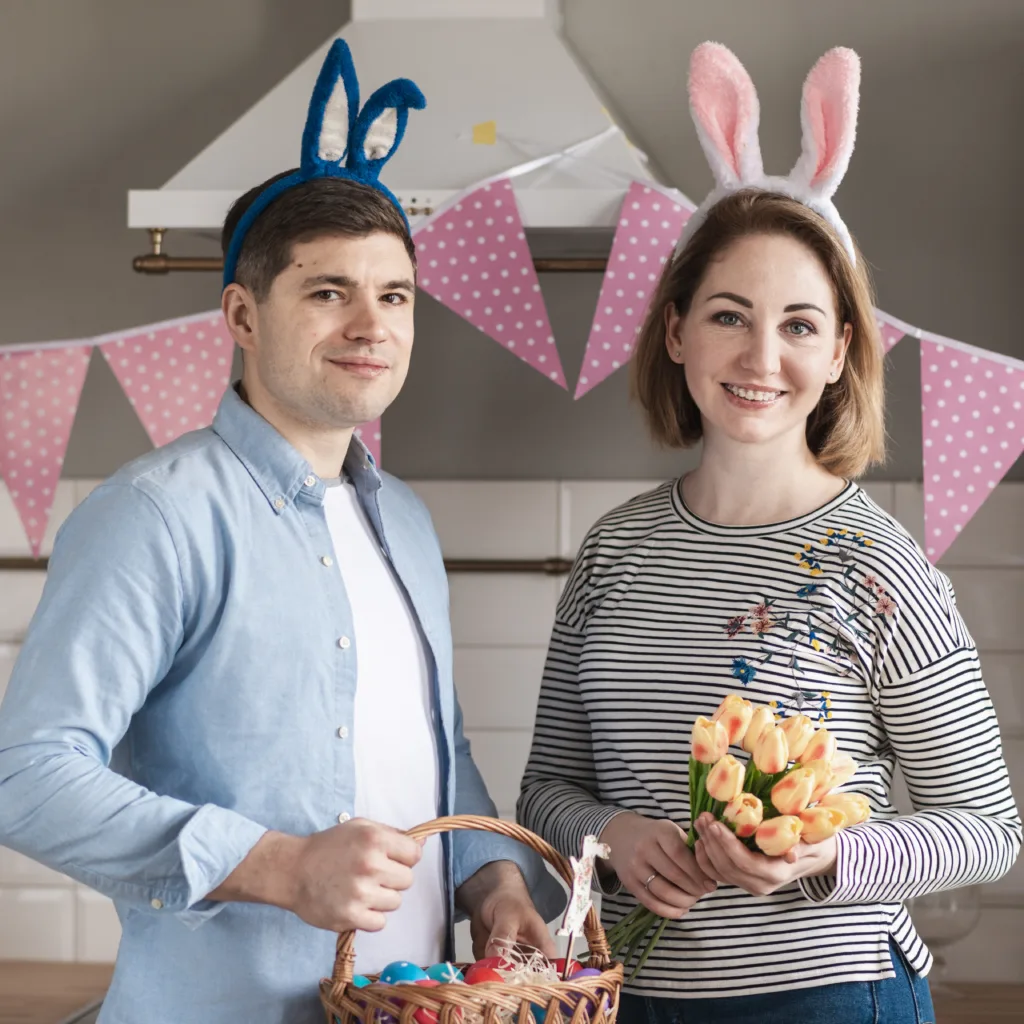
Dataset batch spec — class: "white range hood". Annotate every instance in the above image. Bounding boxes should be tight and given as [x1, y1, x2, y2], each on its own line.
[128, 0, 654, 234]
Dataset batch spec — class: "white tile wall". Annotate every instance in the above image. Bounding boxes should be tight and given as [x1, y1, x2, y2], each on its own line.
[0, 478, 1021, 975]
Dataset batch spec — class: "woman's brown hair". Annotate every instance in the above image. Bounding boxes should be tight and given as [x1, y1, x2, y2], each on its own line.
[631, 189, 885, 478]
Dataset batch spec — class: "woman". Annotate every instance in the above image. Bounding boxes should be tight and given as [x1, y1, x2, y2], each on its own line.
[517, 43, 1020, 1024]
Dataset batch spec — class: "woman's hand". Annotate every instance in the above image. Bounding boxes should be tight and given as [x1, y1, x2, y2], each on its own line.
[693, 812, 838, 896]
[599, 812, 718, 919]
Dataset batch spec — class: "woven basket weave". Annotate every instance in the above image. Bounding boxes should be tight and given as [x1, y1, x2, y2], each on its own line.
[320, 815, 622, 1024]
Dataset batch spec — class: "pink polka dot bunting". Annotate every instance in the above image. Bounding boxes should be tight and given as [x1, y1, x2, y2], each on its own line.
[575, 182, 692, 399]
[414, 179, 566, 388]
[99, 313, 233, 447]
[876, 314, 905, 353]
[0, 345, 92, 557]
[353, 417, 381, 468]
[920, 338, 1024, 562]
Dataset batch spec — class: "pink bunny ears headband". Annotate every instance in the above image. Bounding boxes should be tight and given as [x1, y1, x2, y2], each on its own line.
[674, 42, 861, 264]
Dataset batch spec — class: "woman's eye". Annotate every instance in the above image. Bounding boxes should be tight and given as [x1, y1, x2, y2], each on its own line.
[713, 311, 743, 327]
[786, 320, 816, 337]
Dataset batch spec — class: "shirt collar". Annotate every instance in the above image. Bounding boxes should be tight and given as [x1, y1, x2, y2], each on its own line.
[212, 385, 382, 512]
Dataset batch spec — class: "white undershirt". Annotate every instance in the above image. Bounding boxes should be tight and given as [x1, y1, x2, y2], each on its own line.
[323, 478, 446, 974]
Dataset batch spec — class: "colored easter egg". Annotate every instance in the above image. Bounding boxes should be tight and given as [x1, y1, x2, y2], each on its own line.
[351, 975, 372, 988]
[552, 959, 584, 978]
[472, 956, 507, 970]
[380, 961, 429, 984]
[463, 965, 505, 985]
[426, 962, 465, 983]
[412, 979, 442, 1024]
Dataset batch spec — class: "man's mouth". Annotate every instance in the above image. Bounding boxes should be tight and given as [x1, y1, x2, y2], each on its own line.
[327, 357, 388, 378]
[722, 383, 785, 403]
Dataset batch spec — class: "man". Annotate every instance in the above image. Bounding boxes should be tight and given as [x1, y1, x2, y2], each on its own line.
[0, 40, 562, 1023]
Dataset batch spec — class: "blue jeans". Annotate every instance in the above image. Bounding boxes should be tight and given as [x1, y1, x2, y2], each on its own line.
[618, 941, 935, 1024]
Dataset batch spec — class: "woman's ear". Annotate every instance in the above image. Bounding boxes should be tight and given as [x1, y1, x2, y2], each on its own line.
[830, 321, 853, 380]
[665, 302, 686, 364]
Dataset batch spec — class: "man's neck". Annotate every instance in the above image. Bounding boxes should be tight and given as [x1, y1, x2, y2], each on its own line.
[238, 382, 354, 480]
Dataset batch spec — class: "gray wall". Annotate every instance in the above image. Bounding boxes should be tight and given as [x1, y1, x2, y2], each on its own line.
[1, 0, 1021, 481]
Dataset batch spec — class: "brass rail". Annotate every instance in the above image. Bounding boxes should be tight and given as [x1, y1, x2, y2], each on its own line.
[132, 254, 607, 275]
[0, 556, 572, 575]
[133, 228, 607, 275]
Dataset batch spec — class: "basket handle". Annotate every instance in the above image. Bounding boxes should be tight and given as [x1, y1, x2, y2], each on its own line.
[332, 814, 611, 986]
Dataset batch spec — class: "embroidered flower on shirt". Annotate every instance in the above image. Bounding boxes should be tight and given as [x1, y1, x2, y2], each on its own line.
[796, 584, 820, 599]
[731, 657, 757, 685]
[793, 543, 824, 576]
[771, 688, 832, 723]
[725, 614, 747, 637]
[751, 616, 775, 636]
[875, 594, 897, 618]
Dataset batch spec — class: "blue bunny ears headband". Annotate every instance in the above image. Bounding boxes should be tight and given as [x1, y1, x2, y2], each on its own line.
[222, 39, 426, 289]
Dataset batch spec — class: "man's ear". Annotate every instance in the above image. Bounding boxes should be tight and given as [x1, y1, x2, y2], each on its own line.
[222, 283, 259, 357]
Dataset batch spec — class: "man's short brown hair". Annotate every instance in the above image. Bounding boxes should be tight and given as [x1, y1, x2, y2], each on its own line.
[631, 189, 886, 478]
[221, 174, 417, 300]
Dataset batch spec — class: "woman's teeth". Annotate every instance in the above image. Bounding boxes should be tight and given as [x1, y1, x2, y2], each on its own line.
[724, 384, 781, 403]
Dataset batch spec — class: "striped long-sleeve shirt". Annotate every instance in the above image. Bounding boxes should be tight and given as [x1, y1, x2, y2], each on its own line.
[517, 480, 1021, 997]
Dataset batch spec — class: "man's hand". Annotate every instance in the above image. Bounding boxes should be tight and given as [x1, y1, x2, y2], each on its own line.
[599, 811, 717, 919]
[693, 812, 838, 896]
[208, 817, 423, 934]
[456, 860, 556, 960]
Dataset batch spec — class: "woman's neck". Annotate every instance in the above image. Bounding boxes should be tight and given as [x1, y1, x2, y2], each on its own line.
[682, 430, 848, 527]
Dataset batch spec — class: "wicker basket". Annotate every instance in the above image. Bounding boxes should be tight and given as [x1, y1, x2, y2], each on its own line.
[321, 815, 623, 1024]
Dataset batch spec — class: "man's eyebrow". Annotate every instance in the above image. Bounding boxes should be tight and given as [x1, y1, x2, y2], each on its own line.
[298, 274, 358, 290]
[382, 279, 416, 292]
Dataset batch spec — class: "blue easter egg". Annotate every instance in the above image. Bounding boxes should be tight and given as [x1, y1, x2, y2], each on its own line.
[380, 961, 429, 984]
[530, 1004, 547, 1024]
[426, 962, 464, 984]
[351, 975, 372, 988]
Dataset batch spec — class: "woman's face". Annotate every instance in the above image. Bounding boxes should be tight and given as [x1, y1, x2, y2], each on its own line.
[666, 233, 851, 455]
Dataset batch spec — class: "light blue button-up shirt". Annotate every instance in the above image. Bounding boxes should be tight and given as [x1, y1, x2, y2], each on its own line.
[0, 387, 563, 1024]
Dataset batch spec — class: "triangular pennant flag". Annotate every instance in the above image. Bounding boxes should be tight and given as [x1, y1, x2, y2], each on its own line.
[875, 311, 906, 353]
[0, 345, 92, 557]
[100, 312, 233, 447]
[920, 338, 1024, 562]
[414, 179, 566, 388]
[354, 418, 381, 467]
[575, 182, 692, 399]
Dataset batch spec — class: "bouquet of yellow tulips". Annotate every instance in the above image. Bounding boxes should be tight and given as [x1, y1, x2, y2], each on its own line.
[604, 694, 870, 979]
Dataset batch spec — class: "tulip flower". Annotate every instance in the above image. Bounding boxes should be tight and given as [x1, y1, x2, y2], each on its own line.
[712, 694, 754, 747]
[801, 727, 837, 765]
[691, 716, 729, 764]
[706, 754, 745, 803]
[723, 793, 763, 838]
[771, 766, 816, 816]
[752, 725, 789, 774]
[741, 706, 775, 754]
[819, 792, 871, 826]
[826, 752, 858, 790]
[798, 806, 847, 843]
[779, 714, 816, 761]
[803, 758, 835, 803]
[754, 815, 803, 856]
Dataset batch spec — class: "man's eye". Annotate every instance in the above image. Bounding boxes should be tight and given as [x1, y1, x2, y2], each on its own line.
[313, 290, 340, 301]
[381, 293, 407, 305]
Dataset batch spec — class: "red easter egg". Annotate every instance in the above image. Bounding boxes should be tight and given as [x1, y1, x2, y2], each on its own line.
[412, 979, 441, 1024]
[464, 965, 505, 985]
[473, 956, 507, 970]
[552, 959, 583, 977]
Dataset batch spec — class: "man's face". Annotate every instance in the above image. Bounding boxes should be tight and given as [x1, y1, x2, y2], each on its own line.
[243, 231, 416, 431]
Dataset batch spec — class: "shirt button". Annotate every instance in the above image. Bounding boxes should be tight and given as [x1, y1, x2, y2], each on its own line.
[337, 726, 349, 740]
[338, 636, 351, 650]
[150, 898, 164, 910]
[338, 812, 351, 824]
[304, 475, 317, 487]
[321, 555, 334, 567]
[273, 497, 285, 510]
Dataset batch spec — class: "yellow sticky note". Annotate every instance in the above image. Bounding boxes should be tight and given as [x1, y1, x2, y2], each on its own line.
[472, 120, 497, 145]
